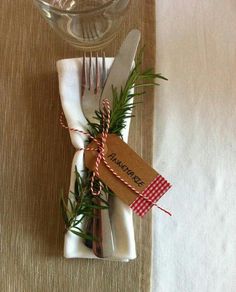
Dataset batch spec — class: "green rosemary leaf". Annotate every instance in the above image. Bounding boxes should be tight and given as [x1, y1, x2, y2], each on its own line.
[60, 191, 70, 213]
[86, 203, 109, 210]
[134, 83, 160, 88]
[70, 229, 93, 241]
[67, 197, 75, 213]
[60, 194, 70, 228]
[98, 198, 110, 206]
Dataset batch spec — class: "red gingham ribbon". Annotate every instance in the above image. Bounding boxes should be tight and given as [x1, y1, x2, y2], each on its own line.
[130, 175, 171, 217]
[60, 99, 172, 216]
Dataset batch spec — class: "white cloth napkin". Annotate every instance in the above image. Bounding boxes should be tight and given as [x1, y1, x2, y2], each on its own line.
[56, 58, 136, 261]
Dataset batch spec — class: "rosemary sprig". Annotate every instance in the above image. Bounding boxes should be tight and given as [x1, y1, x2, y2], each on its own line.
[60, 168, 109, 240]
[60, 52, 167, 240]
[87, 52, 167, 138]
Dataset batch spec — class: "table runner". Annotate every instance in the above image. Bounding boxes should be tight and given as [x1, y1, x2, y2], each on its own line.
[0, 0, 156, 291]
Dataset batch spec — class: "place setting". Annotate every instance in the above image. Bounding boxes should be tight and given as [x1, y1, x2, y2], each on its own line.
[33, 0, 172, 261]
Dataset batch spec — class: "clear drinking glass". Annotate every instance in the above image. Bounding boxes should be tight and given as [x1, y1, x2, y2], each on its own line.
[33, 0, 130, 50]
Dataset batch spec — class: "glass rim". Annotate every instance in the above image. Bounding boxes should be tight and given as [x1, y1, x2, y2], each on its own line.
[34, 0, 116, 14]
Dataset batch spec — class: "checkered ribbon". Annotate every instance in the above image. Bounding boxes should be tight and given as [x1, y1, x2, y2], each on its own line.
[130, 175, 171, 217]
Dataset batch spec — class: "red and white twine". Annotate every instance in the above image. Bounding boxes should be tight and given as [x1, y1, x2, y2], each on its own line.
[60, 99, 171, 216]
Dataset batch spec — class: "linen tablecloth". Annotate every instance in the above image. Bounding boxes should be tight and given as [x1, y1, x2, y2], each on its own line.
[153, 1, 236, 291]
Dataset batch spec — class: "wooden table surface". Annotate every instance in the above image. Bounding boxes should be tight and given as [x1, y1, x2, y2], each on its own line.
[0, 1, 156, 291]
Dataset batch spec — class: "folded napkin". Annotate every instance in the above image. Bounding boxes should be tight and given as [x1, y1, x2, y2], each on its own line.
[57, 58, 136, 261]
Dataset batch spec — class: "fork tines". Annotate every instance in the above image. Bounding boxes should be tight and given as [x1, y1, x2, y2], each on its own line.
[81, 52, 107, 97]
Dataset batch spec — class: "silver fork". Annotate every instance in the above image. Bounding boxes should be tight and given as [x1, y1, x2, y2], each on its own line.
[81, 52, 107, 119]
[81, 52, 114, 258]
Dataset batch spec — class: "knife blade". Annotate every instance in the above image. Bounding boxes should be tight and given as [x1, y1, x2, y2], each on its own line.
[100, 29, 141, 105]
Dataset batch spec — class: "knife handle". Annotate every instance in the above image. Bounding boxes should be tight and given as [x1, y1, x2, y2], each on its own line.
[92, 195, 114, 258]
[92, 199, 103, 257]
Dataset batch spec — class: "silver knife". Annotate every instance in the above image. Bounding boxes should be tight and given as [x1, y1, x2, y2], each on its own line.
[100, 29, 141, 106]
[92, 29, 141, 258]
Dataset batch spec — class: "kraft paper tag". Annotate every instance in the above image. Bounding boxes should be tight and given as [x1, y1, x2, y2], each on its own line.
[85, 134, 171, 216]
